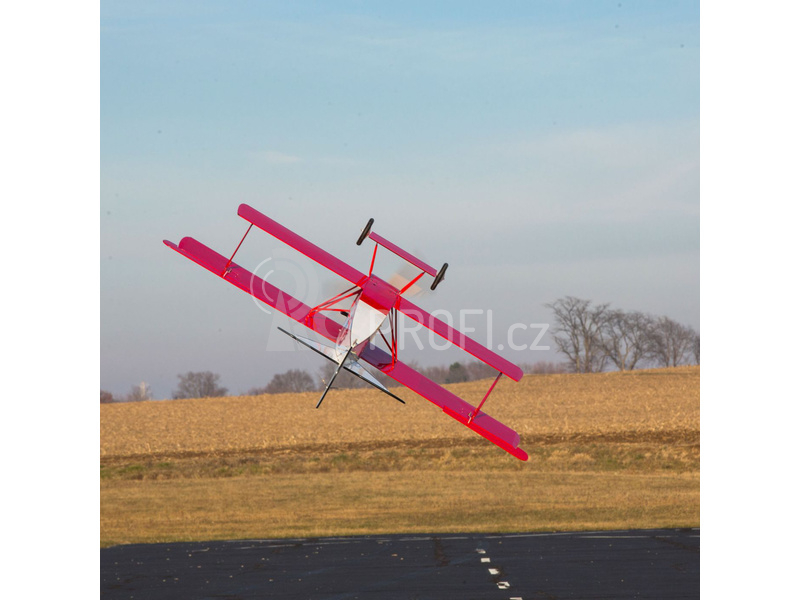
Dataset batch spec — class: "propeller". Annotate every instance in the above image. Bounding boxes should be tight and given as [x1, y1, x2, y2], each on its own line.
[387, 262, 430, 300]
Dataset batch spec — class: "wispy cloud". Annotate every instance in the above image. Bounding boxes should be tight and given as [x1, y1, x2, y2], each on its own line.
[475, 120, 699, 221]
[259, 150, 302, 164]
[254, 150, 363, 168]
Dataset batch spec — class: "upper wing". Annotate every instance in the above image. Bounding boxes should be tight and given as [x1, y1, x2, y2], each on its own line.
[359, 343, 528, 461]
[396, 297, 524, 382]
[164, 237, 343, 341]
[238, 203, 367, 286]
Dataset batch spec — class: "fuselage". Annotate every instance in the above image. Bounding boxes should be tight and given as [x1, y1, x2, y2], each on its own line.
[334, 274, 399, 358]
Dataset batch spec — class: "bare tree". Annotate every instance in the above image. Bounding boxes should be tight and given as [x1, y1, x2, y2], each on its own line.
[465, 361, 498, 381]
[520, 361, 569, 374]
[420, 364, 449, 384]
[546, 297, 610, 373]
[648, 317, 696, 367]
[249, 369, 318, 395]
[601, 310, 655, 371]
[404, 360, 448, 384]
[445, 362, 469, 384]
[316, 363, 371, 390]
[692, 330, 700, 365]
[125, 381, 152, 402]
[172, 371, 228, 399]
[100, 390, 115, 404]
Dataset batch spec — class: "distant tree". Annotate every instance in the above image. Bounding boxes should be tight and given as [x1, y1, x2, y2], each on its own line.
[520, 361, 569, 375]
[100, 390, 115, 404]
[420, 364, 449, 384]
[404, 360, 448, 384]
[317, 363, 370, 390]
[445, 361, 469, 384]
[648, 317, 696, 367]
[601, 310, 655, 371]
[692, 330, 700, 365]
[546, 296, 610, 373]
[125, 382, 152, 402]
[172, 371, 228, 399]
[465, 361, 497, 381]
[282, 368, 314, 394]
[249, 369, 318, 395]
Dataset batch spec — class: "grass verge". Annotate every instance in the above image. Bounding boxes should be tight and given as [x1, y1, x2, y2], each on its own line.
[100, 368, 700, 546]
[101, 467, 698, 547]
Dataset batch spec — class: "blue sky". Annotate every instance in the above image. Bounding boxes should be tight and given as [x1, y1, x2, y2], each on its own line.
[101, 1, 699, 398]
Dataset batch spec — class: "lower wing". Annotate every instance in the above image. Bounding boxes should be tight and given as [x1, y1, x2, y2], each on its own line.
[164, 237, 344, 341]
[359, 344, 528, 461]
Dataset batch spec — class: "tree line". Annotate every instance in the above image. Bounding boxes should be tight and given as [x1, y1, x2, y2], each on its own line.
[243, 359, 564, 395]
[546, 296, 699, 373]
[100, 360, 567, 402]
[101, 381, 155, 403]
[261, 361, 487, 393]
[100, 371, 228, 403]
[101, 296, 696, 402]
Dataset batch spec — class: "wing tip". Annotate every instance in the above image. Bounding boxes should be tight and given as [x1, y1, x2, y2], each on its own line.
[511, 446, 529, 461]
[164, 237, 201, 253]
[237, 202, 255, 218]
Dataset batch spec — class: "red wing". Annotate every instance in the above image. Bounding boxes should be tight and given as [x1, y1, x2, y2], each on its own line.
[238, 204, 367, 286]
[359, 344, 528, 461]
[396, 297, 524, 382]
[164, 237, 343, 341]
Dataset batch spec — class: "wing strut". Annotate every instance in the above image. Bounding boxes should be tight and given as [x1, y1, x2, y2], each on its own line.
[468, 371, 503, 424]
[316, 345, 354, 408]
[222, 223, 253, 276]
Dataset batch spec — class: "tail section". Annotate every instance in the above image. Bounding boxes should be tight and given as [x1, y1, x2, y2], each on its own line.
[368, 231, 438, 276]
[360, 224, 447, 291]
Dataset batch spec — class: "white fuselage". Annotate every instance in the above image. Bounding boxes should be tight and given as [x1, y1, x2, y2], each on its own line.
[334, 295, 388, 359]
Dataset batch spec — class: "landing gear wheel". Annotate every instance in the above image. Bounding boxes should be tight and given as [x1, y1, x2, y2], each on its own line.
[431, 262, 448, 290]
[357, 218, 374, 245]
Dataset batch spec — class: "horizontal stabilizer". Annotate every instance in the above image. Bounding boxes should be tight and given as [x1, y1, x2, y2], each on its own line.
[368, 231, 438, 276]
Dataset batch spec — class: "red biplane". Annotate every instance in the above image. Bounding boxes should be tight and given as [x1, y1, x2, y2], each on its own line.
[164, 204, 528, 460]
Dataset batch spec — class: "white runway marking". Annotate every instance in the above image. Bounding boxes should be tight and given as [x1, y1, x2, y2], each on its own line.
[579, 535, 651, 539]
[487, 530, 603, 539]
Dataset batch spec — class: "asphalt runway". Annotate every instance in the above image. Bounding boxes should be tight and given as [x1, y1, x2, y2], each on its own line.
[101, 528, 699, 599]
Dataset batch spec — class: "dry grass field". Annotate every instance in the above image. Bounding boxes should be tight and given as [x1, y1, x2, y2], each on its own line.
[100, 366, 699, 547]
